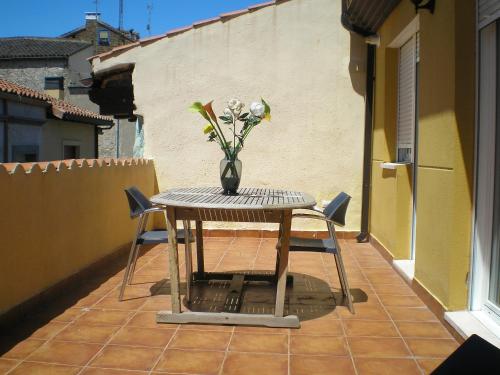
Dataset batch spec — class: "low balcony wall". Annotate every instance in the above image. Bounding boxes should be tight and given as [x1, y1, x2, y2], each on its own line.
[0, 158, 157, 316]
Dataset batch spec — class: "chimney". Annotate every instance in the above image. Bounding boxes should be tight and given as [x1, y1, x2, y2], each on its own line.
[85, 12, 101, 22]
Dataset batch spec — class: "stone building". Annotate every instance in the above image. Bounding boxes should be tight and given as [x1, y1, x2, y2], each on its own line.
[0, 12, 139, 159]
[60, 12, 140, 158]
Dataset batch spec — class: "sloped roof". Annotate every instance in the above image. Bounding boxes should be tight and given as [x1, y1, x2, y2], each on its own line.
[0, 78, 113, 125]
[60, 19, 139, 41]
[0, 37, 91, 59]
[341, 0, 402, 35]
[90, 0, 290, 61]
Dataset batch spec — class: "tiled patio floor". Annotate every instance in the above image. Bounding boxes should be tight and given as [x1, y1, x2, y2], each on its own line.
[0, 238, 458, 374]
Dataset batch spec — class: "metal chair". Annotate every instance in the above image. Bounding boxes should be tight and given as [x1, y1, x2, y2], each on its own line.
[119, 186, 195, 301]
[288, 192, 355, 313]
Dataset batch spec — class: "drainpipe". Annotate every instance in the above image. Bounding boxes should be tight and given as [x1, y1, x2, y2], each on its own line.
[116, 119, 120, 158]
[356, 43, 375, 243]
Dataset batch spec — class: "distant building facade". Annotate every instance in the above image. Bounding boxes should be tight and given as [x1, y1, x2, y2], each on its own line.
[0, 12, 139, 159]
[0, 78, 113, 163]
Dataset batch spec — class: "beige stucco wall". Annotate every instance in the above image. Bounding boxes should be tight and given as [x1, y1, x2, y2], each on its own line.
[41, 119, 95, 160]
[93, 0, 366, 231]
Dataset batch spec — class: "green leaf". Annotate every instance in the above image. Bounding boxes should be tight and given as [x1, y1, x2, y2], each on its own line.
[261, 98, 271, 115]
[189, 101, 210, 122]
[239, 112, 249, 120]
[189, 102, 204, 112]
[219, 115, 232, 122]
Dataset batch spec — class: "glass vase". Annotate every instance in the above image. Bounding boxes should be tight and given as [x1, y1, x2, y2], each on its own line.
[220, 157, 242, 195]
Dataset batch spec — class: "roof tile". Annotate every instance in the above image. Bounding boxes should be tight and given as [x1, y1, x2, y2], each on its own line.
[0, 37, 91, 59]
[0, 78, 113, 125]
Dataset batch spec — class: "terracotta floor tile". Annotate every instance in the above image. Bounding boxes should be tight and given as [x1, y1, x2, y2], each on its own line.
[338, 304, 390, 320]
[72, 294, 103, 308]
[52, 308, 85, 323]
[89, 345, 162, 371]
[221, 352, 288, 375]
[371, 283, 415, 296]
[386, 307, 438, 322]
[1, 339, 45, 359]
[154, 349, 225, 374]
[0, 358, 18, 373]
[170, 330, 231, 351]
[354, 358, 421, 374]
[342, 320, 399, 337]
[348, 337, 411, 357]
[54, 323, 120, 343]
[229, 332, 288, 353]
[417, 358, 445, 374]
[94, 296, 147, 311]
[378, 294, 425, 307]
[109, 326, 175, 347]
[292, 318, 343, 336]
[78, 309, 133, 326]
[127, 311, 174, 329]
[290, 355, 355, 375]
[395, 321, 452, 338]
[29, 321, 68, 340]
[179, 323, 234, 332]
[28, 341, 101, 366]
[405, 338, 459, 358]
[139, 295, 172, 311]
[82, 368, 147, 375]
[234, 326, 289, 334]
[290, 335, 348, 355]
[7, 362, 81, 374]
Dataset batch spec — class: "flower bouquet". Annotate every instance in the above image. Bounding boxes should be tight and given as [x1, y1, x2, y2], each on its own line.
[190, 98, 271, 194]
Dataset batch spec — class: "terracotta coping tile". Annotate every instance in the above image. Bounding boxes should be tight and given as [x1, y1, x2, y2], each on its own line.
[193, 17, 220, 28]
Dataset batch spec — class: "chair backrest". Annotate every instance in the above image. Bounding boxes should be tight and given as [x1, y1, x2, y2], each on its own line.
[124, 186, 153, 218]
[323, 192, 351, 226]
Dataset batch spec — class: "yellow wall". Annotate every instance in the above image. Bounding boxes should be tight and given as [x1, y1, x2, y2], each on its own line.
[370, 0, 475, 310]
[0, 159, 157, 314]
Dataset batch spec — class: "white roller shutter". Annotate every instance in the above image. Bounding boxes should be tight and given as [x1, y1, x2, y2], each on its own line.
[397, 35, 417, 162]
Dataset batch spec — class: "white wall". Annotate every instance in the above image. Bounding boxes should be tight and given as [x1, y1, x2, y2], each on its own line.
[41, 120, 95, 161]
[93, 0, 366, 230]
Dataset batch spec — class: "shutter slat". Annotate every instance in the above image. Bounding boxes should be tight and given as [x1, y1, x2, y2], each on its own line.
[397, 35, 416, 162]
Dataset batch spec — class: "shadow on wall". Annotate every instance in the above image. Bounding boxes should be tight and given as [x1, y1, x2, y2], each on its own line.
[348, 31, 367, 97]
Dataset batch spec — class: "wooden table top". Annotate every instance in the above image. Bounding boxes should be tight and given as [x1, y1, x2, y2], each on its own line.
[150, 187, 316, 210]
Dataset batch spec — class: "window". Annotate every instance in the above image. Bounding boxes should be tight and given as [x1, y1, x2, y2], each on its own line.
[44, 77, 64, 90]
[63, 145, 80, 159]
[98, 30, 110, 46]
[396, 33, 419, 163]
[8, 123, 41, 162]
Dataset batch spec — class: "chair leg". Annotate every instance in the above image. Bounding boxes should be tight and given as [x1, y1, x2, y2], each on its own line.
[183, 220, 193, 302]
[328, 223, 355, 314]
[128, 214, 149, 285]
[119, 214, 145, 301]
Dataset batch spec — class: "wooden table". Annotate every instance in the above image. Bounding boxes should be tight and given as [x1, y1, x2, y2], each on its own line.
[150, 187, 316, 328]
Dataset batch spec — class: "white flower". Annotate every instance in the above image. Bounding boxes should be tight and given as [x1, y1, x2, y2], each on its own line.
[223, 108, 233, 117]
[249, 101, 265, 118]
[227, 98, 244, 113]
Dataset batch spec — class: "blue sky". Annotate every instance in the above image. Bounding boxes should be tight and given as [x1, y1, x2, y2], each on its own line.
[0, 0, 262, 38]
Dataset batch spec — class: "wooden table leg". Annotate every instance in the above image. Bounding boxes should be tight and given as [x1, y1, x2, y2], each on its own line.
[274, 222, 283, 279]
[275, 210, 292, 317]
[165, 206, 181, 313]
[195, 220, 205, 276]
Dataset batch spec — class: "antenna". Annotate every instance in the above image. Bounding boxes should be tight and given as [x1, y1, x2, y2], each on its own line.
[94, 0, 99, 14]
[119, 0, 124, 30]
[146, 0, 153, 36]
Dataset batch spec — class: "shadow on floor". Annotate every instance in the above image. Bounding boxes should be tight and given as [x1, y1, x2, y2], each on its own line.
[150, 271, 368, 322]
